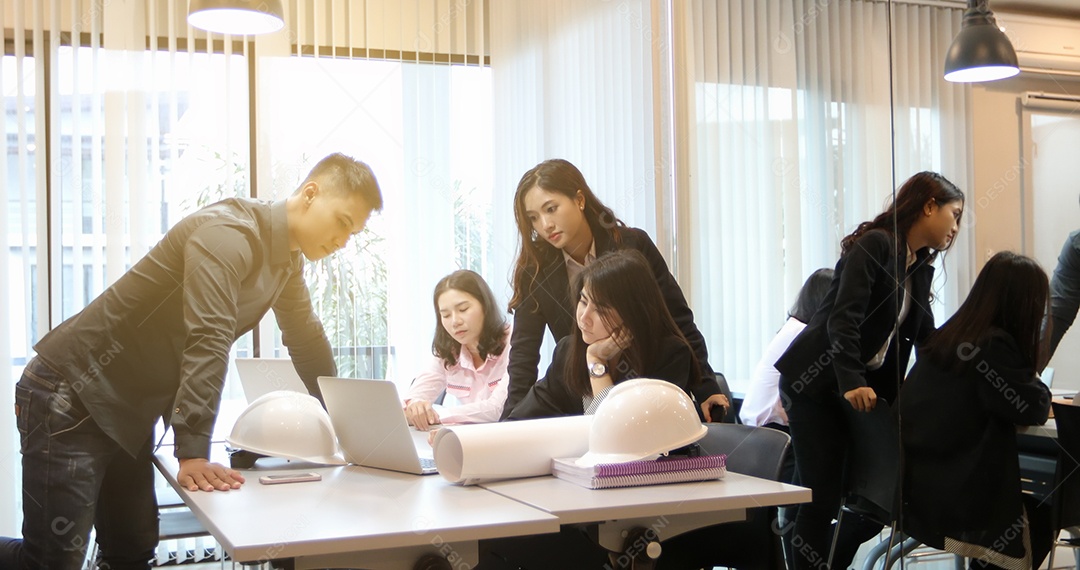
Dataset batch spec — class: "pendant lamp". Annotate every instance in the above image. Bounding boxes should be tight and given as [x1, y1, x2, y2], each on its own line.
[943, 0, 1019, 82]
[188, 0, 285, 36]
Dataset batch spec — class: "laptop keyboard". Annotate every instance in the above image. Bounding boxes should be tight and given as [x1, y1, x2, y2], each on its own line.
[420, 457, 438, 471]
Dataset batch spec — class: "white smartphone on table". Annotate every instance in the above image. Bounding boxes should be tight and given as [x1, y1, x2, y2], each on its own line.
[258, 472, 322, 485]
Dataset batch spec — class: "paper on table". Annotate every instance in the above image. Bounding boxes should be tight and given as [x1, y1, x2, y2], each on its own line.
[432, 415, 594, 485]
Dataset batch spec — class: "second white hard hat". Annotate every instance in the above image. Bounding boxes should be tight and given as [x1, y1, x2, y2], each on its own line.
[577, 378, 707, 467]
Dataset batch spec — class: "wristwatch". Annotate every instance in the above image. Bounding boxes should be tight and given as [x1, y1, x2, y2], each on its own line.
[588, 361, 607, 378]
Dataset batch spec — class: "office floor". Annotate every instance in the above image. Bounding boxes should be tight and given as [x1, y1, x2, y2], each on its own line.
[846, 534, 1080, 570]
[168, 537, 1080, 569]
[172, 552, 1080, 569]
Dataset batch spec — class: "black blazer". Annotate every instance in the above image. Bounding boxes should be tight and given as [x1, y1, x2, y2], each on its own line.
[775, 229, 935, 403]
[502, 226, 728, 419]
[508, 334, 695, 420]
[900, 329, 1050, 559]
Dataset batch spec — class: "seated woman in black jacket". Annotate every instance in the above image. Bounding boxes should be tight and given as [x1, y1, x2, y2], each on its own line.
[486, 249, 703, 569]
[508, 248, 701, 419]
[901, 251, 1052, 569]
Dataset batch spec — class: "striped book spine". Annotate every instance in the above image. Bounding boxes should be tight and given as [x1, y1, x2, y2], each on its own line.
[588, 466, 727, 489]
[593, 454, 726, 477]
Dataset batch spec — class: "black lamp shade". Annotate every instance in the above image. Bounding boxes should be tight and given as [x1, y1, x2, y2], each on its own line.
[188, 0, 285, 35]
[943, 2, 1019, 82]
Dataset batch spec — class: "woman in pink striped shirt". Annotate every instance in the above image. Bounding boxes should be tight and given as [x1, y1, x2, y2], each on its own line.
[404, 270, 511, 430]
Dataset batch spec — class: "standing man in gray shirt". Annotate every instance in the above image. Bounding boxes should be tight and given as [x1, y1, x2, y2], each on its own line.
[1, 153, 383, 570]
[1049, 227, 1080, 358]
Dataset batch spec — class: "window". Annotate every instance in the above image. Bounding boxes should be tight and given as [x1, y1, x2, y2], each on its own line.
[257, 56, 494, 383]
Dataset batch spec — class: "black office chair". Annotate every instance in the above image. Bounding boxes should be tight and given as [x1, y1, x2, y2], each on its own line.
[827, 400, 904, 570]
[697, 423, 791, 480]
[655, 424, 791, 570]
[843, 401, 964, 570]
[1047, 402, 1080, 569]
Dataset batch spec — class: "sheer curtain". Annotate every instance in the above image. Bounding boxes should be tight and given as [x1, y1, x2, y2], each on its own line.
[678, 0, 974, 391]
[1, 1, 42, 537]
[489, 0, 665, 376]
[489, 0, 662, 245]
[2, 0, 249, 553]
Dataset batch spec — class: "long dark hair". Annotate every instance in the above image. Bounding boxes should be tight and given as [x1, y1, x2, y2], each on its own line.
[563, 249, 701, 398]
[841, 171, 963, 263]
[789, 268, 834, 323]
[432, 270, 508, 368]
[920, 251, 1049, 374]
[509, 159, 625, 313]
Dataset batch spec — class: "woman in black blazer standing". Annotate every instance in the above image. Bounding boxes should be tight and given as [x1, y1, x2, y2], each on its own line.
[901, 252, 1052, 570]
[775, 171, 964, 570]
[500, 158, 730, 421]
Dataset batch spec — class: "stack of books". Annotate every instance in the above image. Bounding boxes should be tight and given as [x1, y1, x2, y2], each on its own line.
[551, 454, 727, 489]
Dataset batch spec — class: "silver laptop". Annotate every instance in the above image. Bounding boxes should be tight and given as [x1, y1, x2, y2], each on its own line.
[318, 376, 438, 475]
[234, 358, 307, 403]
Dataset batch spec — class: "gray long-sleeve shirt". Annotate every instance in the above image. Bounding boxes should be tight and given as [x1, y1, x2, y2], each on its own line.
[34, 198, 336, 459]
[1050, 230, 1080, 357]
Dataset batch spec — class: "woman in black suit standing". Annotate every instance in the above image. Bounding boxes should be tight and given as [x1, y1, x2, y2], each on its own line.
[775, 171, 964, 570]
[500, 158, 730, 421]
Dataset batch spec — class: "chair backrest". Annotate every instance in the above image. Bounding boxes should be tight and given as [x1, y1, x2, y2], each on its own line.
[1051, 402, 1080, 529]
[695, 423, 791, 480]
[842, 400, 900, 524]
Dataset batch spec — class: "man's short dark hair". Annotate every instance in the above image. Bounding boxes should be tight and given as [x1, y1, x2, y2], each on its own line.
[301, 153, 383, 212]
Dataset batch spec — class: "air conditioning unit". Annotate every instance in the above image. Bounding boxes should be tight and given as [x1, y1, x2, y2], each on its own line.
[997, 13, 1080, 77]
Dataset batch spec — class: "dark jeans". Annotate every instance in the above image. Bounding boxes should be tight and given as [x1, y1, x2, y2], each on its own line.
[783, 385, 883, 570]
[0, 357, 158, 570]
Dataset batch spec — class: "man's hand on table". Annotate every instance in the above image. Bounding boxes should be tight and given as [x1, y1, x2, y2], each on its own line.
[178, 458, 246, 492]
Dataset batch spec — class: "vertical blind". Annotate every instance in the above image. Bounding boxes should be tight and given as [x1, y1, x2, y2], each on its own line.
[489, 0, 666, 374]
[488, 0, 973, 392]
[489, 0, 662, 237]
[679, 0, 974, 390]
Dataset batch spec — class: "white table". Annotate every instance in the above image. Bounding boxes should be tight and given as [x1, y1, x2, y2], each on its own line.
[481, 472, 811, 551]
[155, 446, 811, 568]
[153, 452, 560, 569]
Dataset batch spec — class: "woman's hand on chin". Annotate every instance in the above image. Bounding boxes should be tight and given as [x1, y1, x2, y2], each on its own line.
[587, 329, 632, 362]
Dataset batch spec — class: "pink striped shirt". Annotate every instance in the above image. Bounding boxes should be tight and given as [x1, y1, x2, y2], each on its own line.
[404, 326, 510, 425]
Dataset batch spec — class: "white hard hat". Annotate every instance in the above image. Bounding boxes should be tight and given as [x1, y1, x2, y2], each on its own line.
[226, 391, 346, 465]
[577, 378, 707, 467]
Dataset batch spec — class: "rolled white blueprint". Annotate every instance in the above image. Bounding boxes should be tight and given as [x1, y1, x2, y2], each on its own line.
[432, 415, 594, 485]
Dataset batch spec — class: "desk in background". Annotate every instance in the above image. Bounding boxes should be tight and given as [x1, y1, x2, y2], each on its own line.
[1018, 418, 1060, 501]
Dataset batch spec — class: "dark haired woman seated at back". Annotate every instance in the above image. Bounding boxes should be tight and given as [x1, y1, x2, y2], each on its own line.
[901, 251, 1053, 570]
[508, 248, 701, 419]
